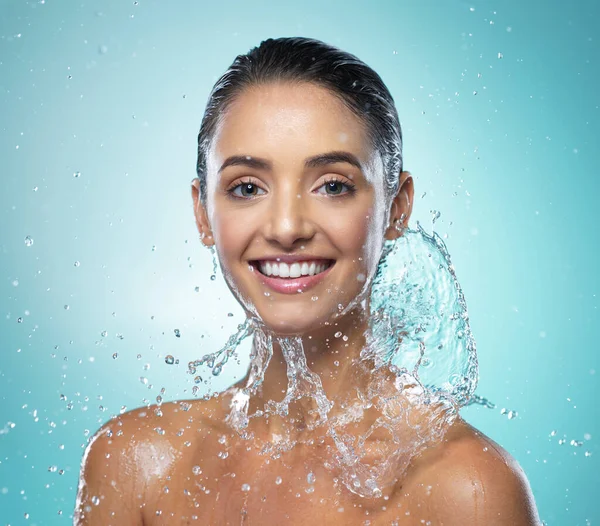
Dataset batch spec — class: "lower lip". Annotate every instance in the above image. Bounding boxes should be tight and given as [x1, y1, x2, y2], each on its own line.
[252, 262, 335, 294]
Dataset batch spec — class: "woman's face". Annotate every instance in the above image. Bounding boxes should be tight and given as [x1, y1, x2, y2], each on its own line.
[193, 81, 408, 335]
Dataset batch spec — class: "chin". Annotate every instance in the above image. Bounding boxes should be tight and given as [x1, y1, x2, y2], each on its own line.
[249, 304, 335, 338]
[254, 314, 325, 338]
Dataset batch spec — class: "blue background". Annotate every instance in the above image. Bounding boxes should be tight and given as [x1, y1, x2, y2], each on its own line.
[1, 0, 598, 524]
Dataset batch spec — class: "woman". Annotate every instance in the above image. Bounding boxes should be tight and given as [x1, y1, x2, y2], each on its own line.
[74, 37, 540, 525]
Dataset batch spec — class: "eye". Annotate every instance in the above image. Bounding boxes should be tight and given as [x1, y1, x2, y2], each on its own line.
[315, 177, 356, 196]
[228, 180, 266, 199]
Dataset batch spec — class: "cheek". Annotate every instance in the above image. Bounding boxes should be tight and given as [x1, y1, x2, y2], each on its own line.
[325, 205, 377, 262]
[211, 212, 254, 270]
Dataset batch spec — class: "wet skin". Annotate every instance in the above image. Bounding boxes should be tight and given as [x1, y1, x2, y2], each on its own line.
[74, 394, 540, 525]
[75, 81, 541, 524]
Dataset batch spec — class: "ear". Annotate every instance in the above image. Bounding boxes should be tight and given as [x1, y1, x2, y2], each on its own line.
[191, 178, 215, 247]
[384, 171, 414, 241]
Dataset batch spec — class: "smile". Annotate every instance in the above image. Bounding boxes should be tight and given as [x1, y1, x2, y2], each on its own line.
[249, 258, 335, 294]
[257, 259, 333, 278]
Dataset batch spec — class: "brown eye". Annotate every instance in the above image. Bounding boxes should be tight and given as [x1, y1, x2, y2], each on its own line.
[316, 178, 356, 196]
[230, 182, 266, 199]
[325, 181, 344, 195]
[241, 183, 258, 197]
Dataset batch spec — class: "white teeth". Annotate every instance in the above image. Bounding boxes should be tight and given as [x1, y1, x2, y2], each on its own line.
[289, 263, 301, 278]
[279, 262, 290, 278]
[257, 260, 331, 278]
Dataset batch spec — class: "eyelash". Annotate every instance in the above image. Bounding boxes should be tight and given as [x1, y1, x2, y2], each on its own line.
[226, 176, 357, 200]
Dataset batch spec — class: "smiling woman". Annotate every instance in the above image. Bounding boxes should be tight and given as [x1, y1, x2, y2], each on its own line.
[74, 36, 541, 525]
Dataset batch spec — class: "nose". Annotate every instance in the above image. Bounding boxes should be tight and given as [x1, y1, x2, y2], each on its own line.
[262, 183, 315, 248]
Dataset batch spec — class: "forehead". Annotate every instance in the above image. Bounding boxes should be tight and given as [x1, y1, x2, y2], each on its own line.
[209, 81, 375, 173]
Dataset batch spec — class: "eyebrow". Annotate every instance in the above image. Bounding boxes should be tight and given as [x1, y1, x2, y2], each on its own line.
[218, 150, 363, 174]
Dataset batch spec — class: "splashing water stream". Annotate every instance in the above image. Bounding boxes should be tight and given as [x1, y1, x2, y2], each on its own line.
[190, 223, 478, 498]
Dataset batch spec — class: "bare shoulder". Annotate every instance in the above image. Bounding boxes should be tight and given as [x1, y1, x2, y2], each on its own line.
[73, 396, 226, 524]
[400, 416, 541, 526]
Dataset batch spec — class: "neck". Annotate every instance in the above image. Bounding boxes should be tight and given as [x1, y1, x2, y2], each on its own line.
[243, 304, 377, 439]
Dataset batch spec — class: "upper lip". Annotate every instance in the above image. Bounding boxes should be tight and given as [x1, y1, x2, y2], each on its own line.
[250, 255, 334, 264]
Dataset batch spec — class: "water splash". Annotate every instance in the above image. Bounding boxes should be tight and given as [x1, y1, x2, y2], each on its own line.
[366, 221, 478, 406]
[192, 223, 478, 498]
[188, 320, 253, 379]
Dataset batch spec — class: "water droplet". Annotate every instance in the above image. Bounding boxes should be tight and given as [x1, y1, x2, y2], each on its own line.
[311, 296, 319, 301]
[192, 465, 202, 475]
[497, 52, 503, 59]
[24, 236, 34, 247]
[174, 329, 181, 338]
[73, 171, 81, 178]
[334, 331, 342, 338]
[64, 304, 69, 310]
[91, 495, 100, 505]
[74, 260, 80, 267]
[307, 472, 316, 484]
[151, 245, 157, 252]
[112, 353, 118, 359]
[165, 355, 175, 365]
[241, 483, 251, 492]
[275, 476, 282, 485]
[210, 274, 216, 281]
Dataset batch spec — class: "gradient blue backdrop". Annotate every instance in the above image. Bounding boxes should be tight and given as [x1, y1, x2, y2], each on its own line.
[1, 0, 598, 524]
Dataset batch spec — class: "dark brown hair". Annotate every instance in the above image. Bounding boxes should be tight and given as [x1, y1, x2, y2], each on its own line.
[196, 36, 403, 205]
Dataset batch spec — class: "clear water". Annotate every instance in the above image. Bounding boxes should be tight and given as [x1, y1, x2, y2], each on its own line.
[193, 224, 477, 498]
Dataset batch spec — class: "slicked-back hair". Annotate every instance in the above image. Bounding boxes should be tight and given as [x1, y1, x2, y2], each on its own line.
[196, 36, 403, 206]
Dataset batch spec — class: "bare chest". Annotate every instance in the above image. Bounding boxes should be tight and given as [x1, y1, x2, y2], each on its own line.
[142, 444, 415, 525]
